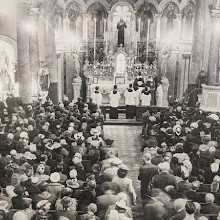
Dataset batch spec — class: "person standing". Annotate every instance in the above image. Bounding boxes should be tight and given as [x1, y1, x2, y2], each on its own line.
[156, 81, 163, 106]
[91, 86, 102, 108]
[138, 153, 158, 206]
[109, 85, 121, 119]
[140, 87, 152, 106]
[124, 84, 136, 119]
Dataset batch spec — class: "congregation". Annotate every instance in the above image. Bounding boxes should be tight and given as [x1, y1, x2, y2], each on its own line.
[0, 91, 220, 220]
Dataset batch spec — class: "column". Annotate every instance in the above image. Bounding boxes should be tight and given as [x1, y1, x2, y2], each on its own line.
[190, 0, 208, 83]
[29, 8, 40, 99]
[57, 53, 63, 102]
[44, 0, 58, 104]
[17, 0, 32, 104]
[177, 14, 183, 41]
[207, 9, 220, 85]
[82, 14, 87, 41]
[155, 14, 162, 43]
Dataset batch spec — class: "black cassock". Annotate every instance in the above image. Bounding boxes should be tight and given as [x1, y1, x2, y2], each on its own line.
[117, 20, 127, 47]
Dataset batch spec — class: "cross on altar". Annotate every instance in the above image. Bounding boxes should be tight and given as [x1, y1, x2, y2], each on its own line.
[119, 43, 123, 49]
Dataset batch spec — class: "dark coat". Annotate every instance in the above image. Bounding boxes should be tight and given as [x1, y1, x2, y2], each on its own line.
[201, 203, 220, 214]
[138, 163, 158, 197]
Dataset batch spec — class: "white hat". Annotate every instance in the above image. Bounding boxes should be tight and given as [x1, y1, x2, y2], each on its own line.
[119, 164, 130, 171]
[69, 169, 77, 178]
[50, 172, 60, 183]
[31, 176, 39, 184]
[7, 133, 14, 140]
[115, 200, 128, 209]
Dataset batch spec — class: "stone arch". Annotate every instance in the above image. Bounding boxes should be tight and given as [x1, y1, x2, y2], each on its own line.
[134, 0, 159, 12]
[0, 35, 17, 97]
[158, 0, 180, 13]
[110, 1, 135, 14]
[86, 0, 109, 12]
[180, 0, 196, 12]
[65, 0, 86, 13]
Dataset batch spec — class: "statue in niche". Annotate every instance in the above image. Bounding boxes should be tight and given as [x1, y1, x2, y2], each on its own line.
[139, 5, 153, 37]
[117, 17, 127, 47]
[165, 3, 177, 32]
[91, 5, 103, 38]
[68, 4, 79, 31]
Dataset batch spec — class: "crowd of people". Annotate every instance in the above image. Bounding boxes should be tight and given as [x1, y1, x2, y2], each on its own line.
[139, 105, 220, 220]
[0, 94, 136, 220]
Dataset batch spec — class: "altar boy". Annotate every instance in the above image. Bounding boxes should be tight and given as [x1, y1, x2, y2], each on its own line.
[109, 85, 121, 119]
[91, 86, 103, 108]
[124, 84, 136, 119]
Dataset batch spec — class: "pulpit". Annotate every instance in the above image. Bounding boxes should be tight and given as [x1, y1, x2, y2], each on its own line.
[200, 84, 220, 112]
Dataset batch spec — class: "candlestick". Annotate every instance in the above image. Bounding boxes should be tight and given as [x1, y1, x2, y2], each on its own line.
[94, 18, 96, 62]
[85, 17, 88, 56]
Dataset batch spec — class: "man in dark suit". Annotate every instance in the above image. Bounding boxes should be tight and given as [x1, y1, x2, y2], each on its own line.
[201, 193, 220, 214]
[151, 162, 178, 192]
[138, 152, 158, 206]
[186, 181, 203, 203]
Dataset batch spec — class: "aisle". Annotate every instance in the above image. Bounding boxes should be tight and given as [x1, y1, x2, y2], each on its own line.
[103, 125, 143, 205]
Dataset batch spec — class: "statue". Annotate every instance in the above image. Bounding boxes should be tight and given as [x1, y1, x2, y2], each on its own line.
[72, 52, 81, 78]
[117, 17, 127, 47]
[38, 61, 50, 103]
[160, 49, 172, 77]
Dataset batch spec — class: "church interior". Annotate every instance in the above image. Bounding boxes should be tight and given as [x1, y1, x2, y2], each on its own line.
[0, 0, 220, 219]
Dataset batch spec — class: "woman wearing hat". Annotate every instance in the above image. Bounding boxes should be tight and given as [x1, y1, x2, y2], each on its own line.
[112, 164, 137, 207]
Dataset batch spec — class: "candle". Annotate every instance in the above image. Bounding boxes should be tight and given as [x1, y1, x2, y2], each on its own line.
[146, 19, 150, 58]
[85, 17, 88, 56]
[104, 19, 106, 41]
[138, 18, 141, 41]
[94, 18, 96, 62]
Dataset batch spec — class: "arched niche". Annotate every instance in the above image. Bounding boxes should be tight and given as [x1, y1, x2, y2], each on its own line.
[66, 1, 83, 40]
[181, 1, 196, 41]
[116, 52, 126, 73]
[136, 2, 157, 41]
[108, 2, 136, 51]
[87, 2, 108, 40]
[0, 36, 17, 99]
[161, 2, 179, 42]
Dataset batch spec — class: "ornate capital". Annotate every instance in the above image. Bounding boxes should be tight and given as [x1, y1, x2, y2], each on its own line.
[155, 13, 162, 19]
[210, 9, 220, 18]
[176, 14, 183, 20]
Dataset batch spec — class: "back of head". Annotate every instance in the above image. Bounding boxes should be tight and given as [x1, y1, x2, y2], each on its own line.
[205, 193, 215, 203]
[174, 198, 187, 211]
[185, 201, 196, 215]
[143, 152, 151, 163]
[158, 162, 170, 172]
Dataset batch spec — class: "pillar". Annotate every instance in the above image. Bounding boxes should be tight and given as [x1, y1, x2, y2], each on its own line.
[207, 9, 220, 85]
[29, 8, 40, 99]
[161, 76, 170, 107]
[57, 53, 63, 102]
[155, 13, 162, 43]
[190, 0, 208, 83]
[177, 14, 183, 41]
[44, 0, 58, 104]
[72, 77, 82, 103]
[17, 1, 32, 104]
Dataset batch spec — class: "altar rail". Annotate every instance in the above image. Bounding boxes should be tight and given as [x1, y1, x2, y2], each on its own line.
[100, 105, 167, 121]
[200, 84, 220, 112]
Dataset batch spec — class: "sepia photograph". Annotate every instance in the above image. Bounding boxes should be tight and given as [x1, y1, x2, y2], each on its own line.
[0, 0, 219, 219]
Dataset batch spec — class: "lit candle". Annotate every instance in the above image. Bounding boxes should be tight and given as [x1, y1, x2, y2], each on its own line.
[94, 18, 96, 62]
